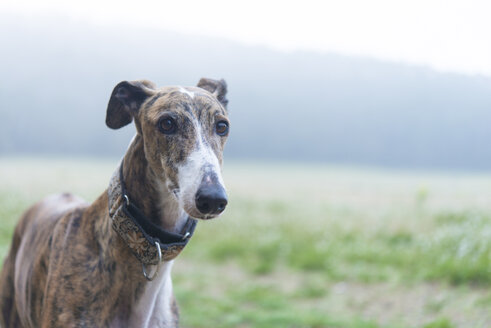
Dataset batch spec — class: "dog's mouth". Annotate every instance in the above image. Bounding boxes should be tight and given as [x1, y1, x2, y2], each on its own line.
[183, 202, 222, 220]
[172, 188, 222, 220]
[199, 213, 220, 220]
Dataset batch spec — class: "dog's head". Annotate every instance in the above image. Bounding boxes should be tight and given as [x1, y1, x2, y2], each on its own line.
[106, 78, 230, 220]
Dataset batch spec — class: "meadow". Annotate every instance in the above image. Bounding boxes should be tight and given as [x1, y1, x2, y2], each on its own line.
[0, 157, 490, 328]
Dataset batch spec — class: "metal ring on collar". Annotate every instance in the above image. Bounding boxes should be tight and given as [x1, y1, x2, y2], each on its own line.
[142, 241, 162, 281]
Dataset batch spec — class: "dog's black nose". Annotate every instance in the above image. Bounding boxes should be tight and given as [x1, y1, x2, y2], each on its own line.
[195, 186, 228, 215]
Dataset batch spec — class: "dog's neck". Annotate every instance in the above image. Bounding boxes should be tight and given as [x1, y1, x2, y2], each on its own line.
[97, 134, 184, 327]
[122, 134, 188, 233]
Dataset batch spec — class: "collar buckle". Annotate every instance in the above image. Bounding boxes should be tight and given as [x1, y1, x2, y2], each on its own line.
[182, 232, 191, 240]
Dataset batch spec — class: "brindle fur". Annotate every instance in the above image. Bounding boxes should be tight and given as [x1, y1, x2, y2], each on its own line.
[0, 78, 229, 327]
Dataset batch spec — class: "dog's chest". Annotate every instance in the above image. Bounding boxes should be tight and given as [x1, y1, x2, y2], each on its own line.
[111, 261, 176, 328]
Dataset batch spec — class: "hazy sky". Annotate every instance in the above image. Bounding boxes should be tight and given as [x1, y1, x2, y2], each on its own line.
[2, 0, 491, 77]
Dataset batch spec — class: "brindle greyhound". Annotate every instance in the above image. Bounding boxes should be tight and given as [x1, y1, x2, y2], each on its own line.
[0, 78, 230, 327]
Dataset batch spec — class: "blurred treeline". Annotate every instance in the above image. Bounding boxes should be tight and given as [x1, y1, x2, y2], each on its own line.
[1, 15, 491, 170]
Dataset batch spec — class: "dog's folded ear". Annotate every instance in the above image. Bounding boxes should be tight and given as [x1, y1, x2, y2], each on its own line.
[197, 78, 228, 109]
[106, 80, 156, 129]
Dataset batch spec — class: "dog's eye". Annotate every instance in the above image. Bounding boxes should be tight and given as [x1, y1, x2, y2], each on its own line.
[158, 117, 177, 134]
[215, 121, 229, 136]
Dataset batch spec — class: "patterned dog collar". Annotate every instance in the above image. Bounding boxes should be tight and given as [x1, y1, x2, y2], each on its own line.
[107, 160, 197, 266]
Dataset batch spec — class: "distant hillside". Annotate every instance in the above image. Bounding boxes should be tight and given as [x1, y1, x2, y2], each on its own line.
[1, 15, 491, 170]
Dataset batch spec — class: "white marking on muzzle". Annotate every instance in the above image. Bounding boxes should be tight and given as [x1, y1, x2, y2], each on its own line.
[176, 125, 225, 217]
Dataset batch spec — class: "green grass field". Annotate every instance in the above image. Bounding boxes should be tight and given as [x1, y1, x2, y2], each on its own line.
[0, 157, 490, 327]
